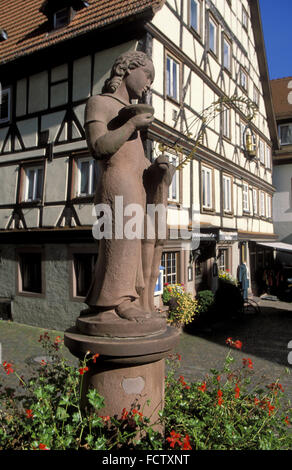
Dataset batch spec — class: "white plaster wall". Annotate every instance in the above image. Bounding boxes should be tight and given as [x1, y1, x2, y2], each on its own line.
[28, 72, 48, 113]
[73, 56, 91, 102]
[0, 165, 18, 204]
[42, 206, 63, 227]
[17, 118, 38, 148]
[16, 79, 27, 117]
[44, 157, 68, 202]
[41, 111, 66, 143]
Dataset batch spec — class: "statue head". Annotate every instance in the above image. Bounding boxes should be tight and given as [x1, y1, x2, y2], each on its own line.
[102, 50, 154, 94]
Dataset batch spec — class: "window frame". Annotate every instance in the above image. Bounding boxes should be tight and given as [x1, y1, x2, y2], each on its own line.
[207, 13, 219, 57]
[222, 174, 233, 214]
[242, 182, 249, 213]
[16, 247, 45, 298]
[76, 156, 97, 198]
[0, 86, 11, 124]
[53, 7, 72, 29]
[20, 163, 45, 204]
[222, 105, 231, 140]
[252, 188, 258, 216]
[278, 123, 292, 146]
[240, 67, 248, 92]
[260, 191, 266, 217]
[165, 53, 180, 102]
[68, 245, 98, 302]
[161, 251, 180, 286]
[189, 0, 202, 36]
[259, 139, 265, 165]
[266, 144, 272, 170]
[242, 6, 248, 31]
[165, 153, 181, 204]
[222, 35, 232, 73]
[266, 195, 272, 219]
[201, 165, 214, 211]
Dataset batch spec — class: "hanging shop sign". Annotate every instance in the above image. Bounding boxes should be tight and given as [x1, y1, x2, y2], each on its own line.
[219, 230, 238, 242]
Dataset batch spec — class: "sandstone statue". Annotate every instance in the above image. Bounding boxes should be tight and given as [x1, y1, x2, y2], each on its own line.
[81, 50, 175, 336]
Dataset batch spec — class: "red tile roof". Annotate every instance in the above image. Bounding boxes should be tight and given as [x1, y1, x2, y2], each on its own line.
[0, 0, 165, 65]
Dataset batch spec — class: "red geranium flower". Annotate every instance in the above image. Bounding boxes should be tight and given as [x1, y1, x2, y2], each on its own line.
[121, 408, 128, 420]
[198, 381, 207, 392]
[242, 358, 253, 369]
[25, 409, 34, 419]
[2, 361, 14, 375]
[38, 443, 49, 450]
[217, 389, 223, 406]
[182, 434, 192, 450]
[92, 353, 100, 363]
[234, 384, 240, 399]
[166, 430, 182, 449]
[285, 416, 290, 426]
[79, 366, 89, 375]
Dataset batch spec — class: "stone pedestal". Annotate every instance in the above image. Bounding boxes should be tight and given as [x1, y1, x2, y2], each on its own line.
[64, 325, 180, 425]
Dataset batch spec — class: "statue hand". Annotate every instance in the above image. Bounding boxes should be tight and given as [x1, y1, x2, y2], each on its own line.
[154, 155, 176, 185]
[130, 113, 154, 130]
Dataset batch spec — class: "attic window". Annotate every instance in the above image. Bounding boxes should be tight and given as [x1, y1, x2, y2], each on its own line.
[0, 29, 8, 41]
[40, 0, 89, 30]
[53, 8, 71, 29]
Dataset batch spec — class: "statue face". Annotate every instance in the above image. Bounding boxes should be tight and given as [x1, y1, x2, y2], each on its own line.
[125, 59, 155, 100]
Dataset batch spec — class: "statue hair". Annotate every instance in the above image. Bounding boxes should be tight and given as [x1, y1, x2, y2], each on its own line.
[102, 51, 152, 94]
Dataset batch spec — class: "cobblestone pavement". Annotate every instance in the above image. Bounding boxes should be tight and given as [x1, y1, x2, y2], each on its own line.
[1, 297, 292, 403]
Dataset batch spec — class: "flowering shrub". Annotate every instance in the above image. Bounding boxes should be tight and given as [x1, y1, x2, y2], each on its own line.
[218, 270, 238, 285]
[163, 340, 292, 450]
[0, 334, 292, 450]
[162, 283, 199, 327]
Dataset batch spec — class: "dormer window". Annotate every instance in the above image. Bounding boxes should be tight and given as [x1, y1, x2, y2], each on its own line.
[53, 8, 71, 29]
[40, 0, 89, 30]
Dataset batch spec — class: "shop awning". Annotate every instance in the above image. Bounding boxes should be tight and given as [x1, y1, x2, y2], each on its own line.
[257, 242, 292, 252]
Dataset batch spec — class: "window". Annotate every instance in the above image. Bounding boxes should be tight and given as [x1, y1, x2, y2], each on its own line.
[260, 191, 265, 217]
[266, 145, 272, 169]
[190, 0, 200, 34]
[23, 166, 44, 202]
[240, 68, 248, 91]
[222, 106, 231, 139]
[223, 37, 231, 71]
[53, 8, 71, 29]
[77, 158, 97, 196]
[73, 253, 97, 298]
[202, 166, 213, 209]
[267, 195, 272, 219]
[243, 183, 249, 212]
[18, 252, 43, 294]
[0, 87, 11, 123]
[252, 188, 258, 215]
[279, 123, 292, 145]
[253, 86, 259, 107]
[223, 175, 232, 213]
[208, 16, 218, 55]
[167, 154, 180, 202]
[259, 140, 265, 165]
[161, 251, 179, 285]
[218, 248, 229, 272]
[166, 55, 179, 101]
[242, 6, 248, 30]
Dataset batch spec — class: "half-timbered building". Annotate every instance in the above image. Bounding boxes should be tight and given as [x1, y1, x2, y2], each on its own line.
[0, 0, 278, 328]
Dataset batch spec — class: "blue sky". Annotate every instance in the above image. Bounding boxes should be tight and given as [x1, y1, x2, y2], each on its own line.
[259, 0, 292, 80]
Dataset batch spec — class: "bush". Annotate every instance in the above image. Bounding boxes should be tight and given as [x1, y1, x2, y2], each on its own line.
[162, 283, 199, 327]
[214, 277, 243, 320]
[1, 333, 292, 450]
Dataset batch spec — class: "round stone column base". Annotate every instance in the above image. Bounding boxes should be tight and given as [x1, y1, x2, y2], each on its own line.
[64, 326, 180, 428]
